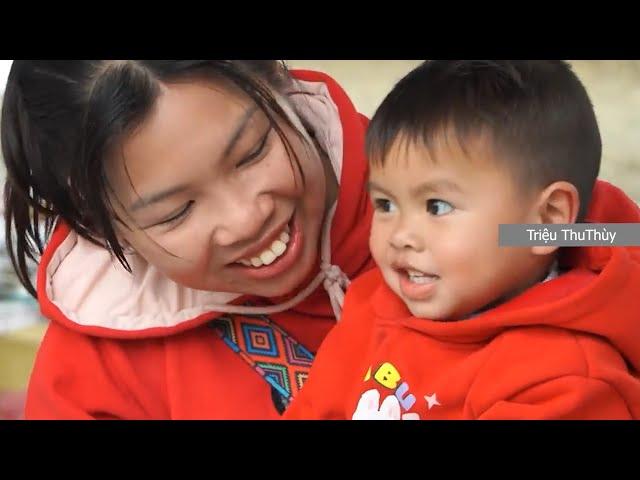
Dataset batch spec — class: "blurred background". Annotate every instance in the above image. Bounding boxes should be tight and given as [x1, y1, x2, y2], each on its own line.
[288, 61, 640, 203]
[0, 60, 638, 418]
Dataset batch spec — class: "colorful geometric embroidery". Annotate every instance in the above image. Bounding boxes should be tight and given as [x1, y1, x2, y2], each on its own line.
[210, 311, 315, 406]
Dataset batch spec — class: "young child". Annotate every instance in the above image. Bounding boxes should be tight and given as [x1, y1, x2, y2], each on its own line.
[284, 60, 640, 420]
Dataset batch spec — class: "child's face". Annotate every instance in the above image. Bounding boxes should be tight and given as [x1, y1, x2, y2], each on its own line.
[105, 81, 330, 297]
[368, 133, 547, 320]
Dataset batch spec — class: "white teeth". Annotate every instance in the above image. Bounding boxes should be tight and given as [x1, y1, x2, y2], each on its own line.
[237, 222, 293, 268]
[260, 250, 276, 265]
[250, 257, 263, 267]
[409, 276, 431, 284]
[406, 268, 437, 284]
[271, 240, 287, 256]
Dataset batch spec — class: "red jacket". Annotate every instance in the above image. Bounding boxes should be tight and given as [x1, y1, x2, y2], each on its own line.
[285, 181, 640, 420]
[26, 70, 375, 419]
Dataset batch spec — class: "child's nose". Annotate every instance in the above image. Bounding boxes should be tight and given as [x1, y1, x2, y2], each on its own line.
[389, 218, 425, 251]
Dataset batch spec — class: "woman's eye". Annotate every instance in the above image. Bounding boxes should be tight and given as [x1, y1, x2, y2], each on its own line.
[149, 201, 194, 229]
[236, 127, 272, 169]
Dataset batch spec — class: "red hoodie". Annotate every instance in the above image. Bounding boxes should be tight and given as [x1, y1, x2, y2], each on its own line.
[25, 70, 375, 419]
[285, 181, 640, 420]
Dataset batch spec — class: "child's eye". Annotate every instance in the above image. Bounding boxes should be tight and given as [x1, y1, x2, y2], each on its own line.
[427, 199, 454, 216]
[236, 127, 272, 169]
[374, 198, 397, 213]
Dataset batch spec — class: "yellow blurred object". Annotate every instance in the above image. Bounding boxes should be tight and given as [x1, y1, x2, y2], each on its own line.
[0, 322, 46, 391]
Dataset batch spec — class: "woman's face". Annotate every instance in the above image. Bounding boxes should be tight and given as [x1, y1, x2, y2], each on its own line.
[106, 80, 329, 297]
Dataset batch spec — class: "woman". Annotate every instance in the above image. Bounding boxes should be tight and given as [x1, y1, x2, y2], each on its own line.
[2, 60, 375, 418]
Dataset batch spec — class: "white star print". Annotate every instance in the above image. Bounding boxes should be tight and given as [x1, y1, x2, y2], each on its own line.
[424, 393, 441, 410]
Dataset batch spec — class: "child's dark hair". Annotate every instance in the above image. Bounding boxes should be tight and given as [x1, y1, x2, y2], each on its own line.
[366, 60, 601, 220]
[2, 60, 299, 297]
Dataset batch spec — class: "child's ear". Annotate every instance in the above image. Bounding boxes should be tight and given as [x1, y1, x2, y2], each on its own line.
[531, 181, 580, 256]
[537, 181, 580, 225]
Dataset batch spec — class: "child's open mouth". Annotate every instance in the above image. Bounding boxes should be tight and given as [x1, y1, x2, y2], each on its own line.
[406, 269, 438, 284]
[395, 267, 440, 301]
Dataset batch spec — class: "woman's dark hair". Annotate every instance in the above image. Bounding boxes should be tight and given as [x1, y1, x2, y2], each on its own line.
[2, 60, 302, 297]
